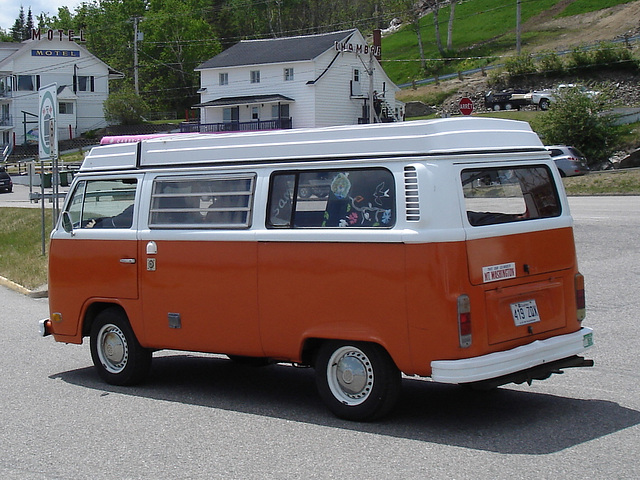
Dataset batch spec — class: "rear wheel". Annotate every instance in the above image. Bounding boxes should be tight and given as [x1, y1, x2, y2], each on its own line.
[315, 341, 401, 421]
[539, 99, 550, 110]
[90, 308, 152, 386]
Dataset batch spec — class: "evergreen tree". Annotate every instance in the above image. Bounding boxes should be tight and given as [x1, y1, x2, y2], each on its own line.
[10, 6, 26, 41]
[25, 7, 35, 40]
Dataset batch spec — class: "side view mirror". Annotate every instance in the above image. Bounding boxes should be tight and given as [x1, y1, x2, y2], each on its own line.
[61, 211, 74, 235]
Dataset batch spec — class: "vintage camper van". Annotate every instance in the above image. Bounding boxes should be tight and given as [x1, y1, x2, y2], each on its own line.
[40, 118, 593, 420]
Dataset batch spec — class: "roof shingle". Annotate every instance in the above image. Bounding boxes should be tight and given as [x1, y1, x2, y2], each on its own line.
[196, 29, 357, 70]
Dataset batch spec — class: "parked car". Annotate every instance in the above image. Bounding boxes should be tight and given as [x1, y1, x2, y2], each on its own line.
[546, 145, 589, 177]
[484, 89, 531, 111]
[529, 84, 599, 110]
[0, 166, 13, 193]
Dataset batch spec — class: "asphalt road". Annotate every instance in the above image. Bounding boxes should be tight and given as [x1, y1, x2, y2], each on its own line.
[0, 196, 638, 479]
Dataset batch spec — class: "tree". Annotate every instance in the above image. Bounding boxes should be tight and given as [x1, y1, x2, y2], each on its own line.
[389, 0, 427, 72]
[532, 87, 619, 167]
[447, 0, 456, 51]
[103, 86, 150, 125]
[431, 0, 445, 56]
[10, 6, 26, 41]
[141, 0, 221, 112]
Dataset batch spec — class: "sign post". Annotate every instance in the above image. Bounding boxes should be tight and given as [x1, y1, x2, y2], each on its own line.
[459, 97, 474, 116]
[38, 83, 58, 254]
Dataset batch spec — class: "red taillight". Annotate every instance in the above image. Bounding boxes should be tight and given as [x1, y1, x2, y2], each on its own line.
[457, 295, 472, 348]
[575, 273, 586, 321]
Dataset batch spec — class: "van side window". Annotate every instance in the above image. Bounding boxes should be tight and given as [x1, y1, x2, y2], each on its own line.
[66, 179, 137, 229]
[267, 168, 395, 228]
[461, 166, 560, 226]
[149, 174, 255, 229]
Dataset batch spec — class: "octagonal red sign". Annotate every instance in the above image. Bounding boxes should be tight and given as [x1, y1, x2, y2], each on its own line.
[459, 97, 474, 116]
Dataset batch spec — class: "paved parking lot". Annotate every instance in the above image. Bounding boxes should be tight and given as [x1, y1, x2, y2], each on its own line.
[0, 182, 68, 209]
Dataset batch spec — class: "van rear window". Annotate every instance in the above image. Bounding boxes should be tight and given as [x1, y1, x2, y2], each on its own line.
[461, 166, 560, 226]
[149, 174, 256, 229]
[268, 168, 395, 228]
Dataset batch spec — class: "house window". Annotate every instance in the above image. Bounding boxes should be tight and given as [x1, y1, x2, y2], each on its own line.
[59, 102, 74, 115]
[219, 73, 228, 86]
[223, 106, 239, 123]
[284, 68, 294, 81]
[251, 106, 259, 120]
[272, 104, 289, 119]
[250, 70, 260, 84]
[16, 75, 39, 91]
[353, 69, 360, 82]
[77, 75, 95, 92]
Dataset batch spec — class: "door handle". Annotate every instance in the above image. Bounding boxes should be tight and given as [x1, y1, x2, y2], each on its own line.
[119, 258, 136, 264]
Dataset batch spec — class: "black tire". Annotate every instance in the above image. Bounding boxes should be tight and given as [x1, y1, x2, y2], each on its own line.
[504, 103, 513, 110]
[90, 308, 152, 386]
[315, 341, 401, 421]
[492, 104, 501, 111]
[539, 99, 550, 110]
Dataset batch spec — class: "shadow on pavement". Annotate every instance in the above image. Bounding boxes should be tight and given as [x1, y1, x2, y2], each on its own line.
[51, 353, 640, 454]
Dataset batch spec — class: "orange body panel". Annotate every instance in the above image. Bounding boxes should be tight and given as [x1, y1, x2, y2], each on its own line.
[47, 226, 582, 375]
[48, 238, 138, 340]
[257, 242, 409, 366]
[139, 240, 262, 356]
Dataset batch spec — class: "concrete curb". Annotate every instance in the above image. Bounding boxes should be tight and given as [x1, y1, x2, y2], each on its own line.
[0, 275, 48, 298]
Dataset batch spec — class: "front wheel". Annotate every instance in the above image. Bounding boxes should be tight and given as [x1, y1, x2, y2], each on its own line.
[315, 341, 401, 421]
[90, 308, 152, 386]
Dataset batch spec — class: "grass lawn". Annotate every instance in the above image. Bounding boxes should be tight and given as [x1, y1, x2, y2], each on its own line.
[0, 208, 51, 290]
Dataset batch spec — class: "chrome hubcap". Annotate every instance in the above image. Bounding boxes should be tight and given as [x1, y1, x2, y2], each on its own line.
[327, 346, 374, 406]
[97, 324, 128, 374]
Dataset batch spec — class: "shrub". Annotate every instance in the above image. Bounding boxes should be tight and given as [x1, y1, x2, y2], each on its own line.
[504, 54, 536, 77]
[532, 87, 619, 166]
[537, 51, 564, 76]
[103, 87, 150, 125]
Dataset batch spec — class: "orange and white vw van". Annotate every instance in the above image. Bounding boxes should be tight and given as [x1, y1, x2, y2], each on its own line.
[40, 118, 593, 420]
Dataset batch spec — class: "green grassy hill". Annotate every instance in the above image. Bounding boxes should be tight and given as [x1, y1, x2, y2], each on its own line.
[381, 0, 638, 85]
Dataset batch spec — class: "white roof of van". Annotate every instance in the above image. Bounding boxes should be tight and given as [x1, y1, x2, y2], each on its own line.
[80, 118, 545, 172]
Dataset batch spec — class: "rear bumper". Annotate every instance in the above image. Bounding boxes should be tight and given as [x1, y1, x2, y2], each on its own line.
[39, 318, 52, 337]
[431, 327, 593, 384]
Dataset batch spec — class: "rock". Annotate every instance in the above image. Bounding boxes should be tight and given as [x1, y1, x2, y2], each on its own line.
[405, 101, 435, 117]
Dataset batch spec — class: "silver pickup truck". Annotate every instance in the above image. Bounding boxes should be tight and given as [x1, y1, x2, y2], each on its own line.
[528, 84, 599, 110]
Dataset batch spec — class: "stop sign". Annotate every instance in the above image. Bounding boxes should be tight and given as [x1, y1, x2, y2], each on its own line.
[459, 97, 474, 115]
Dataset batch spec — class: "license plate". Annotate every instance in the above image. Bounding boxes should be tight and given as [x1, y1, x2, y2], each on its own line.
[511, 299, 540, 326]
[583, 332, 594, 348]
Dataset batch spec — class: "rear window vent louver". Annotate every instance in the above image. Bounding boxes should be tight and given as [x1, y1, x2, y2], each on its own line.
[404, 166, 420, 222]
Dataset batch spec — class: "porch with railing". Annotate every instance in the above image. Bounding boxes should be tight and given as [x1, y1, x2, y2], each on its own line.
[179, 117, 292, 133]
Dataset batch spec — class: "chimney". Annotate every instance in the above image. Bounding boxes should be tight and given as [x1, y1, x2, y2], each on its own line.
[373, 29, 381, 61]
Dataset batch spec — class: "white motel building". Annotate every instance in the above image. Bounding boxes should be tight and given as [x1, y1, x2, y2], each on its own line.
[0, 31, 121, 157]
[188, 29, 403, 133]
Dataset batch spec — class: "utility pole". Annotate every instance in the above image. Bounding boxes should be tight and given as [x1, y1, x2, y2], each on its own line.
[516, 0, 521, 55]
[133, 17, 140, 95]
[369, 50, 375, 124]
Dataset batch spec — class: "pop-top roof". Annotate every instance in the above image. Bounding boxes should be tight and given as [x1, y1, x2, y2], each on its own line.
[80, 118, 545, 172]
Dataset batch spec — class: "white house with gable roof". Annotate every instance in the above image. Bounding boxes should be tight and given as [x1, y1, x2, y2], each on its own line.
[188, 29, 403, 133]
[0, 35, 122, 155]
